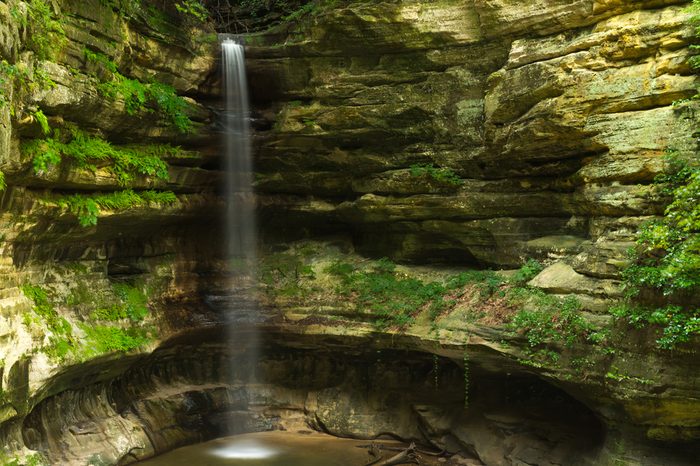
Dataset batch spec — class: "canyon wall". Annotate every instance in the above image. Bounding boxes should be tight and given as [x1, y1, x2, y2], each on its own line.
[0, 0, 698, 465]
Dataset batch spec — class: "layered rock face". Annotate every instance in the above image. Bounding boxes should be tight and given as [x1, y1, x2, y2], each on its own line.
[249, 0, 696, 272]
[240, 1, 699, 463]
[0, 1, 699, 465]
[0, 0, 228, 462]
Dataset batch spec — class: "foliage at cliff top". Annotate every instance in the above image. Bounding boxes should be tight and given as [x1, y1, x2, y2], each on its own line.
[202, 0, 341, 33]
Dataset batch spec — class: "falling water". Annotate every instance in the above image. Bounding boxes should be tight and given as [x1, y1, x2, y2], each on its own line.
[220, 37, 263, 445]
[222, 38, 256, 286]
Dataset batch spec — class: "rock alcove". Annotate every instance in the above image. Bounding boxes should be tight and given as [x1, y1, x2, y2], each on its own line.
[0, 1, 699, 465]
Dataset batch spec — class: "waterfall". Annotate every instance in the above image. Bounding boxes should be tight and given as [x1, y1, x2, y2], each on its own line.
[220, 37, 262, 437]
[221, 38, 257, 313]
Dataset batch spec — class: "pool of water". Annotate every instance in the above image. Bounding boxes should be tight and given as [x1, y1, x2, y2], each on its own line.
[137, 431, 380, 466]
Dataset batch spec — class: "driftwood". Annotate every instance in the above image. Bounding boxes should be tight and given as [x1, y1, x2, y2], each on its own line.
[363, 442, 419, 466]
[358, 442, 445, 457]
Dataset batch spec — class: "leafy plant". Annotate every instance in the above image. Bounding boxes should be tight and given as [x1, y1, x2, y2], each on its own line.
[26, 0, 67, 60]
[446, 269, 504, 298]
[83, 48, 118, 74]
[260, 252, 315, 297]
[611, 303, 700, 350]
[508, 292, 592, 348]
[113, 283, 150, 321]
[409, 163, 462, 186]
[33, 109, 50, 135]
[56, 189, 177, 227]
[617, 152, 700, 349]
[333, 258, 448, 329]
[283, 0, 339, 22]
[98, 0, 135, 15]
[510, 259, 544, 285]
[91, 283, 150, 322]
[324, 261, 356, 278]
[175, 0, 209, 22]
[0, 453, 48, 466]
[85, 50, 194, 133]
[79, 324, 151, 355]
[23, 128, 171, 184]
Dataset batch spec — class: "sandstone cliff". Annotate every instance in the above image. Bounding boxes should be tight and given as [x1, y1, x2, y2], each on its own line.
[0, 1, 698, 465]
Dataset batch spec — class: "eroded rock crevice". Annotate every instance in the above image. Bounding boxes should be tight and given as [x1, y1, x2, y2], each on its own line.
[16, 329, 614, 466]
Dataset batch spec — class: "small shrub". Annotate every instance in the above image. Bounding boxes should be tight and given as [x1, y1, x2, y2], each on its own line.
[510, 259, 544, 285]
[409, 163, 462, 186]
[33, 109, 50, 135]
[508, 292, 591, 348]
[27, 0, 67, 60]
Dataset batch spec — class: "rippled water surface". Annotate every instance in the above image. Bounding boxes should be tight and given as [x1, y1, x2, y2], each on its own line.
[137, 432, 376, 466]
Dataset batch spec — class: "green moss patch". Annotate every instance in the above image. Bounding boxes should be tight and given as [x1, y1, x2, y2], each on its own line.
[21, 279, 155, 363]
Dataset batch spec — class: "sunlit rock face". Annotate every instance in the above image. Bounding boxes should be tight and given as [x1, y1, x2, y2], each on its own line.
[0, 1, 699, 465]
[247, 0, 696, 272]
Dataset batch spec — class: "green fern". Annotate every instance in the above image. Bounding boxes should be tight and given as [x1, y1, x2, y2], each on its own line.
[85, 50, 194, 133]
[23, 129, 172, 184]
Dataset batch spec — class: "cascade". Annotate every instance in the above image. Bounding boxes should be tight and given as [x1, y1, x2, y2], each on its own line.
[218, 36, 284, 462]
[221, 38, 256, 293]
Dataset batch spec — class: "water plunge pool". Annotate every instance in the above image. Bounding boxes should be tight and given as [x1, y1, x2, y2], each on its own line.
[137, 431, 405, 466]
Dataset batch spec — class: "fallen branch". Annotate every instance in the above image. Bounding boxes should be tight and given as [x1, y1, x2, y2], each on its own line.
[357, 443, 445, 457]
[364, 442, 419, 466]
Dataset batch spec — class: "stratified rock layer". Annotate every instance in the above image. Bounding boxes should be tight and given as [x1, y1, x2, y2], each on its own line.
[0, 1, 699, 466]
[249, 0, 697, 274]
